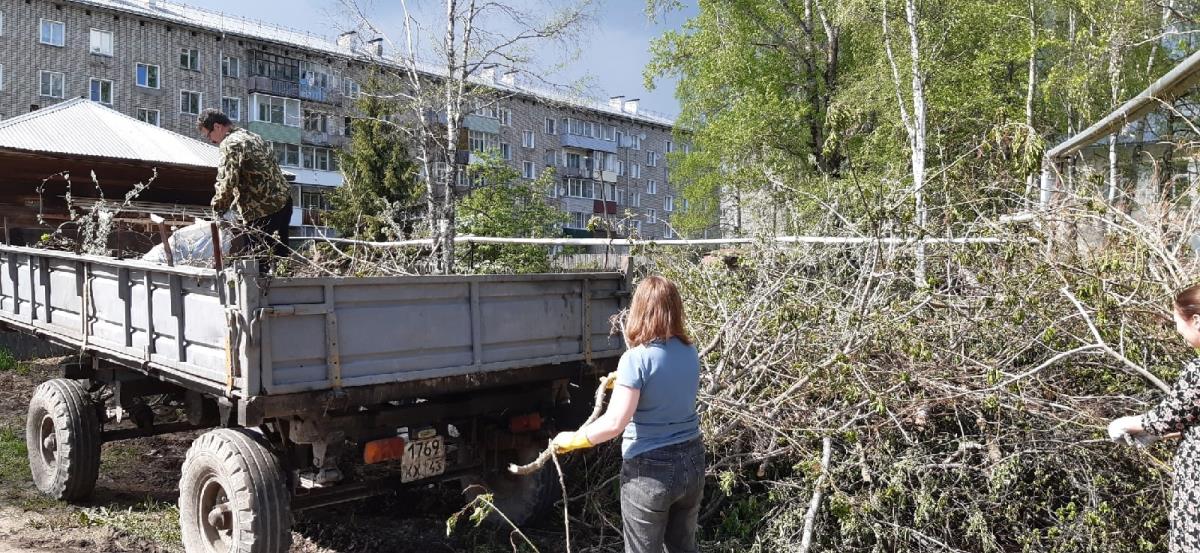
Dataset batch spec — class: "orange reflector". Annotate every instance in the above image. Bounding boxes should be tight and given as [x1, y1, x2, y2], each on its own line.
[363, 436, 406, 464]
[509, 413, 543, 433]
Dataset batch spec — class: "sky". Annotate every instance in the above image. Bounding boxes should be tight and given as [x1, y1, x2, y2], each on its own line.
[194, 0, 696, 118]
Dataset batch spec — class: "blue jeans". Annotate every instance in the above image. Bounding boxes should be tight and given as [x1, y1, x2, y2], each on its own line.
[620, 437, 705, 553]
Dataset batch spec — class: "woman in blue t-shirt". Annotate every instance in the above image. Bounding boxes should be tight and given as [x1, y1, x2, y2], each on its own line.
[552, 275, 705, 553]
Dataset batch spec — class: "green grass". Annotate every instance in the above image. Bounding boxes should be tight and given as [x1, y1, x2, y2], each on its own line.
[0, 348, 29, 374]
[79, 499, 182, 549]
[0, 424, 28, 484]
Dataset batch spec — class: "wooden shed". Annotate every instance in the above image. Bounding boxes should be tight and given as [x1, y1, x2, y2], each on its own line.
[0, 99, 219, 247]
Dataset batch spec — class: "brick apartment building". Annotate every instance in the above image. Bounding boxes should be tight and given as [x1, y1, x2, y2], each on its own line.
[0, 0, 691, 240]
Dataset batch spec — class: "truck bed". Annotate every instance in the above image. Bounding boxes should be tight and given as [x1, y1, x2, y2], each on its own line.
[0, 245, 627, 399]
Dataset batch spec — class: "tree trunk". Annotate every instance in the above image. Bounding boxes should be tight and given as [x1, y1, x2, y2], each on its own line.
[905, 0, 927, 286]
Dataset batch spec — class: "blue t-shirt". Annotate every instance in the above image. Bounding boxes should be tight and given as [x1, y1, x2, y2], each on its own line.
[615, 337, 701, 459]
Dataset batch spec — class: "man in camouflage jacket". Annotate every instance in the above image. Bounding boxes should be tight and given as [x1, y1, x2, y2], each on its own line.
[197, 108, 293, 261]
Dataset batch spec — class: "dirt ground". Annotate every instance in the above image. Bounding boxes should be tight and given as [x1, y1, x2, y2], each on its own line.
[0, 358, 573, 553]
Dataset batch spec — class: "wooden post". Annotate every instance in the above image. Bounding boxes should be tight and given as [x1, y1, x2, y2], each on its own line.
[151, 215, 174, 267]
[210, 222, 223, 271]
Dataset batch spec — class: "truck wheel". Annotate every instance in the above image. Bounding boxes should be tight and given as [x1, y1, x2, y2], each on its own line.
[179, 429, 292, 553]
[26, 378, 101, 501]
[465, 446, 558, 527]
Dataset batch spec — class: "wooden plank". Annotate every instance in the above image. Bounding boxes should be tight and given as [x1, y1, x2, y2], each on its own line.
[582, 278, 592, 366]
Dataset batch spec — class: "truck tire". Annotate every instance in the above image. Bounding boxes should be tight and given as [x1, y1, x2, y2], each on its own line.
[26, 378, 101, 501]
[179, 428, 292, 553]
[465, 446, 558, 527]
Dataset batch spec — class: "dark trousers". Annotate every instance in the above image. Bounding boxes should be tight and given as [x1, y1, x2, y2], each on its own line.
[620, 437, 705, 553]
[246, 197, 293, 263]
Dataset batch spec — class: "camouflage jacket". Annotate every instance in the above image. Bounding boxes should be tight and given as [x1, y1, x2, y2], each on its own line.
[212, 128, 290, 222]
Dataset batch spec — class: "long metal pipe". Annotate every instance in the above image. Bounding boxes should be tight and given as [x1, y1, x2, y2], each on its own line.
[1041, 46, 1200, 205]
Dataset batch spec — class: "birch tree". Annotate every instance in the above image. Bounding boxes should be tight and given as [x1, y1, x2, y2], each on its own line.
[341, 0, 592, 273]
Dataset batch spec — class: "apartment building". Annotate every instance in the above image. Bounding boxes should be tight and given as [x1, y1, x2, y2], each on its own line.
[0, 0, 687, 240]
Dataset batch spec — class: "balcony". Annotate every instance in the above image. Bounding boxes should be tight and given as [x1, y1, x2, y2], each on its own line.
[593, 200, 618, 215]
[248, 76, 300, 99]
[561, 166, 587, 178]
[300, 83, 340, 105]
[593, 170, 618, 183]
[563, 228, 594, 238]
[302, 129, 349, 148]
[562, 133, 617, 154]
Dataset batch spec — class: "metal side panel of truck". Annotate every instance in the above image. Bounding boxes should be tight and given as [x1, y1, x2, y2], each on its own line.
[0, 244, 627, 398]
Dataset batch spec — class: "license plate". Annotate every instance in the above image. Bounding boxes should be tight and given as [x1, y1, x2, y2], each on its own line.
[401, 436, 445, 483]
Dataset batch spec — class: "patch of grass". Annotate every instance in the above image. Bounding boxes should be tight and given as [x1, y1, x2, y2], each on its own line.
[79, 499, 182, 551]
[0, 348, 28, 374]
[0, 424, 29, 484]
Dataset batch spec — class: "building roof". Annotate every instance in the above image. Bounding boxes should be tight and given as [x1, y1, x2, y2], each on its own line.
[67, 0, 677, 128]
[0, 98, 220, 168]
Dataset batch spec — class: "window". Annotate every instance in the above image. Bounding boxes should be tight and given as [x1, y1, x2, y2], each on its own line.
[665, 140, 673, 153]
[136, 108, 160, 126]
[252, 94, 300, 127]
[180, 90, 202, 114]
[631, 192, 641, 207]
[39, 71, 64, 98]
[629, 219, 642, 235]
[567, 178, 595, 199]
[271, 142, 300, 167]
[665, 195, 675, 212]
[40, 19, 64, 46]
[343, 117, 353, 137]
[566, 152, 582, 170]
[682, 198, 690, 211]
[616, 131, 624, 146]
[0, 11, 5, 36]
[631, 163, 641, 179]
[301, 146, 333, 170]
[664, 226, 675, 239]
[222, 56, 240, 78]
[522, 130, 535, 149]
[545, 118, 556, 135]
[544, 149, 558, 167]
[566, 211, 589, 229]
[0, 64, 4, 91]
[89, 29, 113, 56]
[615, 187, 625, 205]
[683, 143, 691, 154]
[500, 143, 511, 161]
[250, 50, 300, 80]
[617, 160, 625, 176]
[180, 48, 200, 71]
[89, 78, 113, 104]
[300, 62, 330, 88]
[647, 208, 657, 223]
[222, 97, 241, 121]
[135, 63, 159, 89]
[342, 78, 360, 99]
[647, 179, 658, 194]
[631, 134, 642, 150]
[522, 161, 535, 179]
[468, 130, 499, 153]
[603, 183, 618, 202]
[603, 125, 616, 141]
[303, 109, 329, 133]
[647, 151, 658, 167]
[499, 108, 511, 126]
[473, 101, 500, 119]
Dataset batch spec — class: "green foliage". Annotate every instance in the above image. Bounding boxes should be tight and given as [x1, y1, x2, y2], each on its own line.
[455, 154, 568, 273]
[328, 72, 422, 241]
[0, 348, 24, 374]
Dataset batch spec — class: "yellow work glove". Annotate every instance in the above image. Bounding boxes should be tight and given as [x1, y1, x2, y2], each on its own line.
[600, 371, 618, 390]
[551, 431, 593, 454]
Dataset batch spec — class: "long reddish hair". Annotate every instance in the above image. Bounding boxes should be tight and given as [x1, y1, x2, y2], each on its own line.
[624, 275, 692, 348]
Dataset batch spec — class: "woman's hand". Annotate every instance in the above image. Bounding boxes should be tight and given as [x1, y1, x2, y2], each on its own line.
[551, 431, 594, 454]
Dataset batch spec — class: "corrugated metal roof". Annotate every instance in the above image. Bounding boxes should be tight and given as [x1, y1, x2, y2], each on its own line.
[67, 0, 677, 128]
[0, 98, 219, 168]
